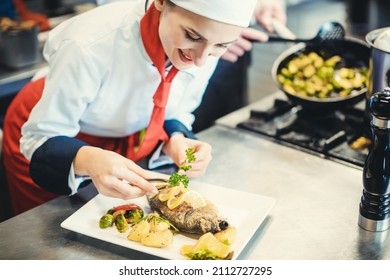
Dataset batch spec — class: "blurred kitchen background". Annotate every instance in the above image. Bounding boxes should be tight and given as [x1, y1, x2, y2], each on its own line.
[1, 0, 390, 131]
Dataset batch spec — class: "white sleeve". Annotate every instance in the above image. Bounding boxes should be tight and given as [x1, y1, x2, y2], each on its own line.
[20, 40, 101, 191]
[21, 40, 100, 160]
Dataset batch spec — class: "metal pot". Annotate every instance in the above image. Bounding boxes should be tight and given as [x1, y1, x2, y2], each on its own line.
[272, 37, 370, 112]
[365, 27, 390, 100]
[0, 22, 39, 69]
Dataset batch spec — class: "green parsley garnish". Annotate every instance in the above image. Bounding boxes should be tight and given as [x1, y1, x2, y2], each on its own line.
[167, 148, 195, 188]
[168, 172, 189, 188]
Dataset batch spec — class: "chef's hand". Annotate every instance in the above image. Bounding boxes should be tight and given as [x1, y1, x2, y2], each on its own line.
[73, 146, 158, 199]
[221, 0, 286, 63]
[162, 134, 212, 177]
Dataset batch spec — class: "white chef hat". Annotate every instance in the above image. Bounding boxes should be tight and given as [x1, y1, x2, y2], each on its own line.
[170, 0, 258, 27]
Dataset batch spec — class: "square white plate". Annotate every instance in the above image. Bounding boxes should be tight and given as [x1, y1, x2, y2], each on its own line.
[61, 181, 275, 260]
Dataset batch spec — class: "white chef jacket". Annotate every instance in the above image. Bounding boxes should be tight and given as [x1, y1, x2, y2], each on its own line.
[20, 0, 219, 193]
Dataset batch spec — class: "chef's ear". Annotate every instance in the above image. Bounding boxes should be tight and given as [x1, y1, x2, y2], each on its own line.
[154, 0, 166, 11]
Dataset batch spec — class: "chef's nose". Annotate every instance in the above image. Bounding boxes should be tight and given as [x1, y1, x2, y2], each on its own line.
[192, 45, 211, 67]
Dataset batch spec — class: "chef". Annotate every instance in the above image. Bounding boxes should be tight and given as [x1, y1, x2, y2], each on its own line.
[2, 0, 258, 215]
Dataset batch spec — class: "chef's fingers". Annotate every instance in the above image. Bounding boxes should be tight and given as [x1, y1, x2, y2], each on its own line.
[97, 180, 147, 200]
[118, 171, 158, 195]
[184, 162, 209, 177]
[193, 142, 212, 158]
[123, 161, 159, 194]
[182, 142, 212, 177]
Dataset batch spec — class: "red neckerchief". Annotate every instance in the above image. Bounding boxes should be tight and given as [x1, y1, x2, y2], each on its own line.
[127, 3, 179, 161]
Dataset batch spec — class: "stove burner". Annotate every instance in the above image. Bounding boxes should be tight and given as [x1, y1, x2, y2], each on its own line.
[238, 99, 369, 168]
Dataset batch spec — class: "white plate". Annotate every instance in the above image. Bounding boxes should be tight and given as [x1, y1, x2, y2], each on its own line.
[61, 181, 276, 260]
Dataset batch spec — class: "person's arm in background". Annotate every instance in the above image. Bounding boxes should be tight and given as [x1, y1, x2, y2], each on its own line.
[221, 0, 286, 63]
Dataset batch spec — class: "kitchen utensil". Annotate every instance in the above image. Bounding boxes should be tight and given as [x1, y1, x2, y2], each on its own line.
[365, 27, 390, 103]
[0, 20, 39, 68]
[363, 27, 390, 136]
[271, 37, 370, 112]
[267, 21, 345, 44]
[147, 178, 169, 189]
[359, 87, 390, 232]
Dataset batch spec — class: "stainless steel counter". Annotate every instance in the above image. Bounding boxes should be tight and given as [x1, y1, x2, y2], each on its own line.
[1, 92, 390, 260]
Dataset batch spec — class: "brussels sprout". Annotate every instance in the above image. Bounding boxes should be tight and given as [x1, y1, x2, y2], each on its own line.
[324, 55, 341, 67]
[281, 67, 292, 78]
[278, 51, 367, 99]
[277, 74, 286, 84]
[99, 214, 114, 229]
[106, 209, 115, 215]
[287, 61, 299, 74]
[115, 213, 129, 233]
[337, 68, 350, 79]
[352, 77, 363, 88]
[283, 84, 296, 94]
[313, 56, 324, 68]
[308, 52, 320, 61]
[303, 64, 316, 78]
[125, 209, 144, 224]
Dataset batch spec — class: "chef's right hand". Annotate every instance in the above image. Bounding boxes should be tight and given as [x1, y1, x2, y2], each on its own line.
[73, 146, 158, 199]
[162, 134, 212, 177]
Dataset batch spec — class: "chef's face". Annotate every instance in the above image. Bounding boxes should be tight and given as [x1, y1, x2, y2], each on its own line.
[155, 0, 244, 70]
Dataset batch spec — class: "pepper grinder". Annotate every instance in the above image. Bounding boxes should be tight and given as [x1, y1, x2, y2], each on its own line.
[358, 87, 390, 232]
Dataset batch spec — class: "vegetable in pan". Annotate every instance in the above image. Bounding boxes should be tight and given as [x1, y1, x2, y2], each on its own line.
[277, 52, 368, 99]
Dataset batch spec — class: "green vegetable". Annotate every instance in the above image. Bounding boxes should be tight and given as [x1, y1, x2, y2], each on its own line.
[125, 209, 144, 224]
[187, 249, 219, 260]
[187, 249, 234, 260]
[168, 172, 189, 187]
[99, 214, 114, 229]
[278, 52, 367, 99]
[185, 147, 196, 163]
[167, 148, 196, 188]
[115, 213, 129, 233]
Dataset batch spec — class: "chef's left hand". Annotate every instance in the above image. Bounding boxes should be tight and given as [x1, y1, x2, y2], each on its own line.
[221, 0, 286, 63]
[162, 134, 212, 177]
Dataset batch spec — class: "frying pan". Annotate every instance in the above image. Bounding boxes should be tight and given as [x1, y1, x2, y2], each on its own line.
[271, 37, 370, 112]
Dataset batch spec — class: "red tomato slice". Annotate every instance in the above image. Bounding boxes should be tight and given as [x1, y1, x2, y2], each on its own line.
[112, 203, 141, 211]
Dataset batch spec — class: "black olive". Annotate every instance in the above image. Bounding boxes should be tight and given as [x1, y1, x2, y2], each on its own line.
[219, 220, 229, 230]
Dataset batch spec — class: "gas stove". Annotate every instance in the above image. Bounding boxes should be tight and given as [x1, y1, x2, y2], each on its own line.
[237, 99, 371, 169]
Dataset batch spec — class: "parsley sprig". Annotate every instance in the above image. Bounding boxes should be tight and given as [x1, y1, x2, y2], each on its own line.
[168, 147, 195, 188]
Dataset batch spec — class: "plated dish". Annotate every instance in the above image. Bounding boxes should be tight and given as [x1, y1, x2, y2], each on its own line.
[61, 181, 275, 260]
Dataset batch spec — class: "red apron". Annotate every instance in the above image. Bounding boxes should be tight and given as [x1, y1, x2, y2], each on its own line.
[2, 78, 137, 215]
